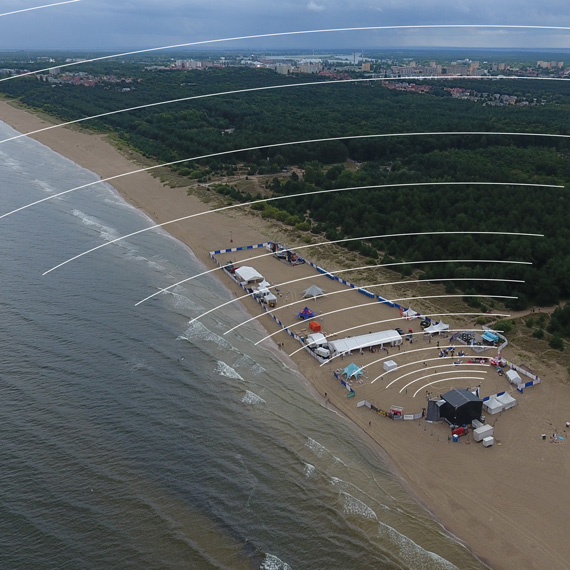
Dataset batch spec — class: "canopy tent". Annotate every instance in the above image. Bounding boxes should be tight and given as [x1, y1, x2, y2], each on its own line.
[383, 360, 398, 372]
[505, 369, 522, 385]
[303, 285, 325, 300]
[328, 330, 402, 355]
[306, 332, 326, 348]
[234, 266, 264, 285]
[298, 306, 315, 320]
[439, 389, 483, 425]
[258, 279, 271, 289]
[402, 308, 418, 320]
[482, 331, 499, 343]
[496, 392, 517, 410]
[483, 397, 504, 415]
[343, 363, 363, 380]
[424, 321, 450, 334]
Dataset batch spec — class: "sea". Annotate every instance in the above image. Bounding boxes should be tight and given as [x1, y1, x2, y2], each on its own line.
[0, 120, 489, 570]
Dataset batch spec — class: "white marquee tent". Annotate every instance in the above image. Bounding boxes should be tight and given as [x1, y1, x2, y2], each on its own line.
[483, 397, 503, 415]
[234, 266, 264, 285]
[402, 308, 418, 320]
[496, 392, 517, 410]
[424, 321, 450, 334]
[328, 330, 402, 356]
[505, 369, 522, 385]
[306, 332, 327, 348]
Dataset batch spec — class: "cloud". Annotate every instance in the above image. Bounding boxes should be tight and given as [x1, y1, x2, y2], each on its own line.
[307, 1, 325, 12]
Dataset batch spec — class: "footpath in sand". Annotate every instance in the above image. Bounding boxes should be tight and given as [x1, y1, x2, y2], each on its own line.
[2, 100, 570, 570]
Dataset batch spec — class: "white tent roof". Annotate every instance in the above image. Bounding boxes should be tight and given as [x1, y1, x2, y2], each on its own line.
[402, 308, 418, 320]
[505, 369, 522, 384]
[306, 332, 326, 347]
[483, 397, 503, 414]
[234, 266, 263, 284]
[303, 284, 325, 299]
[496, 393, 517, 409]
[383, 360, 398, 372]
[424, 321, 450, 334]
[329, 330, 402, 355]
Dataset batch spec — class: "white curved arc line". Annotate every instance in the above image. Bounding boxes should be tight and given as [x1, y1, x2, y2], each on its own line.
[5, 25, 570, 82]
[0, 78, 380, 145]
[255, 312, 509, 346]
[225, 285, 518, 338]
[387, 360, 488, 389]
[288, 320, 506, 359]
[150, 257, 527, 318]
[216, 276, 513, 342]
[413, 377, 486, 398]
[398, 366, 488, 393]
[5, 130, 560, 228]
[5, 75, 570, 147]
[383, 355, 494, 386]
[278, 292, 515, 355]
[172, 267, 523, 327]
[323, 327, 501, 368]
[0, 0, 79, 18]
[131, 226, 540, 306]
[368, 346, 495, 381]
[4, 130, 564, 223]
[359, 329, 500, 374]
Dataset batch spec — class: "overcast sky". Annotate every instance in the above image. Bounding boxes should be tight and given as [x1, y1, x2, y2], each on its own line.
[2, 0, 570, 52]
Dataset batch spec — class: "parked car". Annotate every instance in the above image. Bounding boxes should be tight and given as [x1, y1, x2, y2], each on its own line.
[395, 327, 404, 335]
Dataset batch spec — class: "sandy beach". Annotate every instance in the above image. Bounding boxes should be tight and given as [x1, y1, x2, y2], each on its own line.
[2, 99, 570, 570]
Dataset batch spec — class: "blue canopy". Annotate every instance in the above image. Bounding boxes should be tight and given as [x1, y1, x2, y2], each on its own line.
[343, 363, 363, 379]
[298, 306, 315, 320]
[482, 331, 499, 343]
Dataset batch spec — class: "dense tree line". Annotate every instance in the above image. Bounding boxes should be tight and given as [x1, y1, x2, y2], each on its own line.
[2, 65, 570, 309]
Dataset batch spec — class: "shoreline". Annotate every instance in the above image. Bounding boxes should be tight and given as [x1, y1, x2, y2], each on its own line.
[2, 100, 570, 570]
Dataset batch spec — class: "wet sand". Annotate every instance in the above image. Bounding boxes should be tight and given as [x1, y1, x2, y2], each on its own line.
[2, 99, 570, 570]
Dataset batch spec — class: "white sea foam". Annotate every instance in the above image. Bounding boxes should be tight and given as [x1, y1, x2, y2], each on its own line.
[304, 463, 315, 478]
[305, 437, 328, 458]
[167, 290, 205, 313]
[378, 521, 458, 570]
[242, 390, 265, 405]
[342, 492, 378, 521]
[333, 455, 348, 467]
[234, 354, 266, 375]
[215, 361, 244, 381]
[178, 321, 232, 350]
[34, 179, 57, 194]
[72, 209, 121, 243]
[260, 553, 292, 570]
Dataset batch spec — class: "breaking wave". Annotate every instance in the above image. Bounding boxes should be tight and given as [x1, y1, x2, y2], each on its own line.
[215, 361, 244, 381]
[378, 521, 458, 570]
[260, 553, 292, 570]
[242, 390, 265, 405]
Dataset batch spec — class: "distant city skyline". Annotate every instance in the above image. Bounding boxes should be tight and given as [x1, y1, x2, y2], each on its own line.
[1, 1, 570, 51]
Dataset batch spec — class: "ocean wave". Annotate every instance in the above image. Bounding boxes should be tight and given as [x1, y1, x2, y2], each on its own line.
[303, 463, 315, 478]
[178, 321, 232, 350]
[242, 390, 265, 405]
[378, 521, 458, 570]
[33, 179, 57, 194]
[71, 209, 121, 243]
[341, 491, 378, 521]
[167, 290, 205, 313]
[305, 437, 328, 458]
[215, 361, 244, 381]
[234, 354, 266, 375]
[260, 553, 292, 570]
